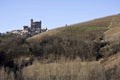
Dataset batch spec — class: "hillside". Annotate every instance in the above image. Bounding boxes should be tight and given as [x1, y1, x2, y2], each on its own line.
[29, 14, 120, 42]
[20, 14, 120, 80]
[0, 14, 120, 80]
[27, 14, 120, 60]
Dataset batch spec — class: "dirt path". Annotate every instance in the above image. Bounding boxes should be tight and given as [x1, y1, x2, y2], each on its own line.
[104, 27, 120, 42]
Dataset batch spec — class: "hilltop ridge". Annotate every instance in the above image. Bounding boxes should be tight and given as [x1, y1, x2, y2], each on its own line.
[27, 14, 119, 61]
[29, 14, 120, 41]
[0, 14, 120, 80]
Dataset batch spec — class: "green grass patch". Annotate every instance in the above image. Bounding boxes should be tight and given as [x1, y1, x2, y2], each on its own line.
[69, 26, 107, 32]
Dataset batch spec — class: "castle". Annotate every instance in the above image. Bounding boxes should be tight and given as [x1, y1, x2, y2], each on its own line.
[23, 19, 47, 34]
[8, 19, 47, 36]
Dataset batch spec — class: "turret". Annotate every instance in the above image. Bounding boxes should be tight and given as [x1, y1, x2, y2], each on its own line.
[31, 19, 33, 27]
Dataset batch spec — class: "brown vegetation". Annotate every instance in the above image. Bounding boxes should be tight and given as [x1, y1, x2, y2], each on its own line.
[0, 14, 120, 80]
[0, 59, 120, 80]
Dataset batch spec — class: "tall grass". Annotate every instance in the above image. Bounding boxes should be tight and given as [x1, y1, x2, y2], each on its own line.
[1, 59, 120, 80]
[0, 67, 14, 80]
[22, 60, 106, 80]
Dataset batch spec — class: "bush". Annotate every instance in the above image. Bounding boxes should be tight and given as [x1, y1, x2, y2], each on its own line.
[105, 63, 120, 80]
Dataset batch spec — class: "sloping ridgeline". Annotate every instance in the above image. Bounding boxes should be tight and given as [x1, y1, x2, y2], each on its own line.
[27, 14, 120, 61]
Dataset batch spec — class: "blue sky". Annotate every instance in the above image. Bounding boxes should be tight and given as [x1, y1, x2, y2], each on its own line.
[0, 0, 120, 33]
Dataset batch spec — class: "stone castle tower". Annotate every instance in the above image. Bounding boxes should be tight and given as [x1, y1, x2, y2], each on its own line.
[30, 19, 42, 33]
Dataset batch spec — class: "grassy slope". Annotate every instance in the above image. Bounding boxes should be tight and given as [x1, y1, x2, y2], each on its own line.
[27, 14, 120, 60]
[0, 14, 120, 80]
[28, 14, 120, 42]
[25, 14, 120, 80]
[27, 13, 120, 66]
[100, 14, 120, 42]
[28, 14, 120, 39]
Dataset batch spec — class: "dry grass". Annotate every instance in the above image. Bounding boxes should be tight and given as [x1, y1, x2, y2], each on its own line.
[0, 67, 14, 80]
[104, 27, 120, 42]
[1, 58, 120, 80]
[28, 14, 120, 43]
[22, 60, 106, 80]
[1, 14, 120, 80]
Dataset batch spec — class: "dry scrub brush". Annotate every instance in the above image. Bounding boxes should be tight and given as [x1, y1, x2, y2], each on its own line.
[22, 60, 106, 80]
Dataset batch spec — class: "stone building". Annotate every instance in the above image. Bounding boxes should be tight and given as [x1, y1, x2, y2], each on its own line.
[7, 19, 47, 37]
[23, 19, 47, 35]
[30, 19, 42, 33]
